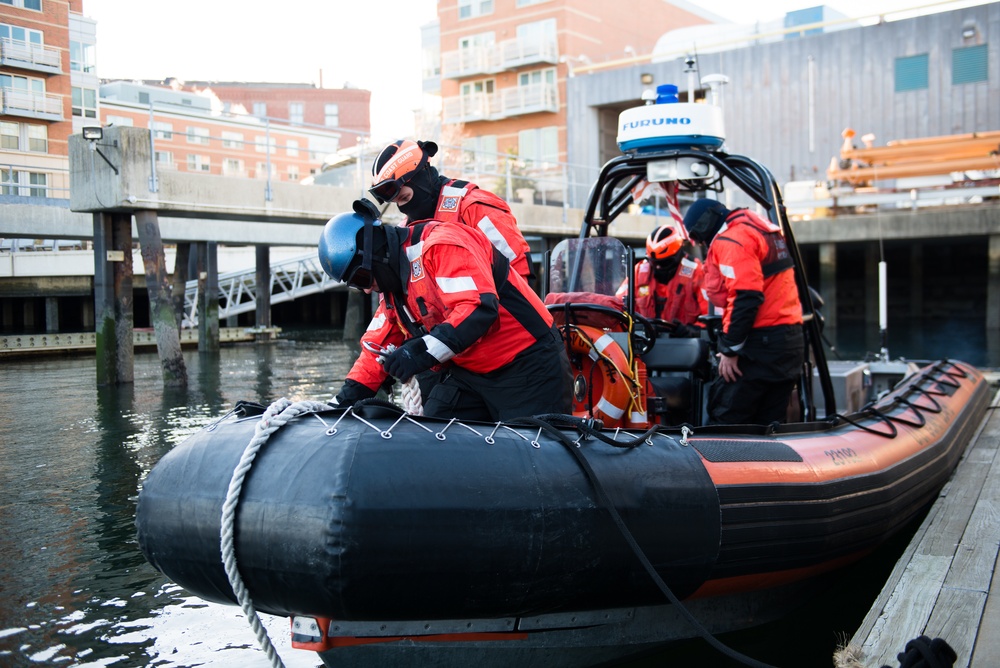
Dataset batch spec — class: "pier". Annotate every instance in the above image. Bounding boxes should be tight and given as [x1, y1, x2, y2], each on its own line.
[844, 384, 1000, 667]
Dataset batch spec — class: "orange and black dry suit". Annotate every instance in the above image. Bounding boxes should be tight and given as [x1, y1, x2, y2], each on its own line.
[344, 220, 570, 420]
[616, 255, 707, 328]
[702, 209, 804, 425]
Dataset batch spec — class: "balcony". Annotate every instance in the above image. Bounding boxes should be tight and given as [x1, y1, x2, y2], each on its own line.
[0, 87, 64, 121]
[443, 83, 559, 123]
[441, 37, 558, 79]
[0, 38, 62, 74]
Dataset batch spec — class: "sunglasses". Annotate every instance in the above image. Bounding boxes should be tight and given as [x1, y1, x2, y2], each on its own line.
[369, 177, 406, 205]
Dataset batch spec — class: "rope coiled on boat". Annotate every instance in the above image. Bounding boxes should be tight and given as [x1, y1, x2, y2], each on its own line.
[220, 398, 331, 668]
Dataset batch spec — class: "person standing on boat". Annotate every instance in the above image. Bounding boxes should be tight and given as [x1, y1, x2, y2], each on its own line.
[320, 200, 572, 421]
[368, 139, 536, 287]
[616, 225, 707, 336]
[683, 199, 804, 425]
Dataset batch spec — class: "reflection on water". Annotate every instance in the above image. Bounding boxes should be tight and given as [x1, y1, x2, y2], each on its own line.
[0, 325, 989, 667]
[0, 332, 356, 667]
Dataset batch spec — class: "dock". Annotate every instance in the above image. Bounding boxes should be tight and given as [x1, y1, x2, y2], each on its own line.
[841, 385, 1000, 667]
[0, 326, 281, 357]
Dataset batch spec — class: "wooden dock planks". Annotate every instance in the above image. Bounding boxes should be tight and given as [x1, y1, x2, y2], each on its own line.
[847, 389, 1000, 667]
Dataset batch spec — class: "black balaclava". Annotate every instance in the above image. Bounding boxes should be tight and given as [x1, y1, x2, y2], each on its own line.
[397, 166, 449, 222]
[652, 252, 684, 284]
[364, 224, 410, 298]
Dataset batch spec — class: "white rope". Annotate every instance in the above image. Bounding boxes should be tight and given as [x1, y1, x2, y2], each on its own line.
[400, 376, 423, 416]
[219, 398, 331, 668]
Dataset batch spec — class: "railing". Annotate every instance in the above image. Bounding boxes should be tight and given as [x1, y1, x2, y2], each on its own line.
[442, 82, 559, 123]
[183, 252, 342, 327]
[0, 37, 62, 72]
[441, 37, 558, 78]
[0, 87, 63, 120]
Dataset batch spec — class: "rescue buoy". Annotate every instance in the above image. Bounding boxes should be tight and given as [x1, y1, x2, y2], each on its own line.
[566, 325, 646, 428]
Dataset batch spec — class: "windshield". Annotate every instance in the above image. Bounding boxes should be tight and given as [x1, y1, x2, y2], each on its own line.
[548, 237, 629, 297]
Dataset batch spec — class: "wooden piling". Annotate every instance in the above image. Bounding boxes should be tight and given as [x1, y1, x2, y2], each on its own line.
[136, 210, 187, 387]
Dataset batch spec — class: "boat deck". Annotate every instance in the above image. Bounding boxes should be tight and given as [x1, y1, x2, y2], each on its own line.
[845, 384, 1000, 667]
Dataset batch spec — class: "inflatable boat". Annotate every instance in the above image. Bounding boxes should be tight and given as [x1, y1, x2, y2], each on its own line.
[136, 86, 993, 667]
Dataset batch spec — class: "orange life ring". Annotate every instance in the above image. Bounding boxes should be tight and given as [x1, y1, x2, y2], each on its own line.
[565, 325, 647, 428]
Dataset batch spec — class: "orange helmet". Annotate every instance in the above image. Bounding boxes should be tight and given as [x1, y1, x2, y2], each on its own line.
[646, 226, 684, 262]
[369, 139, 438, 204]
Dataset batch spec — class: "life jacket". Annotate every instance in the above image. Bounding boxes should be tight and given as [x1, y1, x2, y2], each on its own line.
[431, 180, 533, 281]
[704, 209, 802, 333]
[621, 257, 706, 324]
[348, 221, 552, 390]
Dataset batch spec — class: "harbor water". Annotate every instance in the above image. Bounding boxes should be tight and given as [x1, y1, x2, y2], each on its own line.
[0, 326, 987, 667]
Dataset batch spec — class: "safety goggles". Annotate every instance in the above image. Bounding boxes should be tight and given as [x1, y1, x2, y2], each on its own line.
[344, 261, 374, 290]
[368, 177, 406, 205]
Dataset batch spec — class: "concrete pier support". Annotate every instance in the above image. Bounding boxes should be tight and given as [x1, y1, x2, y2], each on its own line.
[865, 244, 882, 354]
[818, 243, 838, 346]
[170, 242, 191, 331]
[343, 290, 368, 341]
[255, 245, 272, 331]
[45, 297, 58, 333]
[197, 241, 220, 352]
[136, 210, 187, 387]
[93, 212, 134, 385]
[988, 236, 1000, 366]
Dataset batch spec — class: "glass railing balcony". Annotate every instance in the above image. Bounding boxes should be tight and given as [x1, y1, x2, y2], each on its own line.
[0, 87, 64, 121]
[0, 38, 62, 74]
[441, 37, 558, 79]
[442, 83, 559, 123]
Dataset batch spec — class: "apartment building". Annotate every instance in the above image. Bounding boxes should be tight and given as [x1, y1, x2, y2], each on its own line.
[166, 79, 371, 149]
[434, 0, 714, 202]
[98, 80, 350, 184]
[1, 0, 87, 199]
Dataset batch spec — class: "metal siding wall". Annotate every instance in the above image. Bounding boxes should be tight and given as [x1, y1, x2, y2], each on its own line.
[567, 5, 1000, 197]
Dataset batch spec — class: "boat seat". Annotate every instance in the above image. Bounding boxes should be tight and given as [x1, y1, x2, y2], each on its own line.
[641, 336, 711, 378]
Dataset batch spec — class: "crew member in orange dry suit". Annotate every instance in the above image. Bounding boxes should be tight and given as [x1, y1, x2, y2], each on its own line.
[616, 225, 707, 337]
[368, 139, 535, 286]
[683, 199, 804, 426]
[320, 200, 571, 421]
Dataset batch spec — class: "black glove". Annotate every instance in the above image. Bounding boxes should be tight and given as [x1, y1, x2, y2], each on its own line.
[382, 338, 438, 382]
[331, 378, 376, 408]
[669, 320, 702, 338]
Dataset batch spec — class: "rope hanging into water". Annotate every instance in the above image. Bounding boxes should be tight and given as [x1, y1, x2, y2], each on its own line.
[219, 397, 330, 668]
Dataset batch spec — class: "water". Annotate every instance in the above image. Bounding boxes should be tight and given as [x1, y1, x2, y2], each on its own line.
[0, 329, 945, 667]
[0, 331, 357, 668]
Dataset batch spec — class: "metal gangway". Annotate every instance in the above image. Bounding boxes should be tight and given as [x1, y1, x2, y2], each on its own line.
[183, 252, 342, 327]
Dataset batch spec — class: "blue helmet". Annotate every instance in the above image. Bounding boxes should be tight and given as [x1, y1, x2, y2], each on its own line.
[318, 210, 381, 284]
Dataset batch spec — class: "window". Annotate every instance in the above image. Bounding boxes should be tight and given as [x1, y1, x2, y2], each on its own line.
[518, 67, 556, 87]
[155, 151, 174, 168]
[152, 121, 172, 140]
[458, 0, 493, 19]
[953, 44, 988, 85]
[516, 0, 550, 5]
[0, 0, 42, 10]
[895, 54, 929, 92]
[253, 102, 267, 118]
[106, 114, 133, 127]
[70, 40, 96, 73]
[462, 134, 497, 172]
[26, 124, 45, 152]
[186, 155, 211, 172]
[460, 78, 495, 96]
[288, 165, 300, 182]
[255, 162, 275, 179]
[2, 73, 44, 94]
[286, 139, 299, 157]
[1, 168, 47, 197]
[289, 102, 304, 125]
[324, 104, 339, 127]
[254, 135, 275, 154]
[459, 31, 495, 51]
[222, 131, 243, 149]
[223, 158, 245, 176]
[518, 126, 559, 167]
[1, 23, 43, 46]
[187, 127, 209, 145]
[71, 87, 97, 118]
[138, 92, 149, 105]
[1, 122, 18, 150]
[516, 18, 556, 48]
[0, 122, 46, 152]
